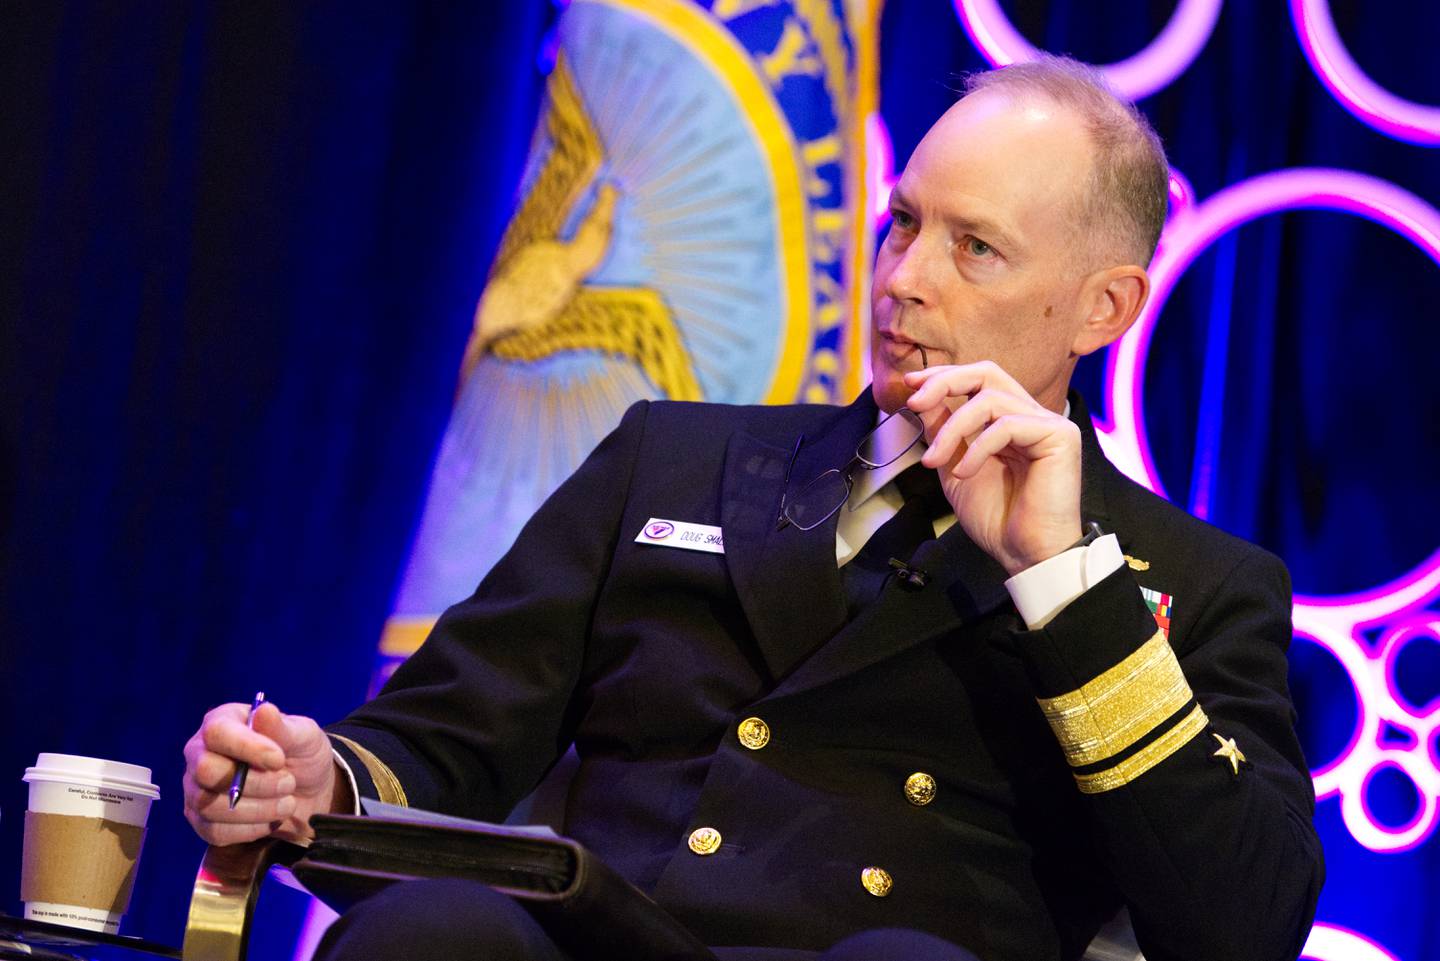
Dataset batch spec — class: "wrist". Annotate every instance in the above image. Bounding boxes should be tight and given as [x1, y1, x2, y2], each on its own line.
[1005, 530, 1124, 629]
[1006, 522, 1096, 576]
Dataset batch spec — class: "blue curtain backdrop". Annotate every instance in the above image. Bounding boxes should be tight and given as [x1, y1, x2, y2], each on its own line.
[0, 3, 553, 956]
[2, 1, 1437, 958]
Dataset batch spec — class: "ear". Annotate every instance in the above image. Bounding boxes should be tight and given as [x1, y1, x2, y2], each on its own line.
[1070, 264, 1149, 356]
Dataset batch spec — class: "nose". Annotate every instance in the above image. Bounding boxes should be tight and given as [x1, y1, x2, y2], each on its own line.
[881, 234, 938, 306]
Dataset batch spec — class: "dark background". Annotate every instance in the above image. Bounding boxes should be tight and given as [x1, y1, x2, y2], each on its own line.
[2, 1, 1437, 958]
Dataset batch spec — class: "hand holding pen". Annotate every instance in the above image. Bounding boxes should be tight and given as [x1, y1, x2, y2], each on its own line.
[181, 694, 343, 846]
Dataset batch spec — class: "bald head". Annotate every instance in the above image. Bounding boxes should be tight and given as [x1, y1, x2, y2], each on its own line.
[961, 55, 1170, 268]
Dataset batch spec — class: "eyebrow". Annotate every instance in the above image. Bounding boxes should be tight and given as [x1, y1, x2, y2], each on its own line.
[890, 185, 1024, 253]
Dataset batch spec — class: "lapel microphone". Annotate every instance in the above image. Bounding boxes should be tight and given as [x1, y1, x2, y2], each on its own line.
[888, 556, 930, 589]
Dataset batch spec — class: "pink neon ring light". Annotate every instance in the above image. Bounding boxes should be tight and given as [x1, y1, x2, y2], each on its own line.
[1290, 0, 1440, 146]
[1097, 167, 1440, 853]
[952, 0, 1222, 99]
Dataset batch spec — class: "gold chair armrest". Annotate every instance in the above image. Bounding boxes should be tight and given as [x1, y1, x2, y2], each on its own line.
[182, 839, 305, 961]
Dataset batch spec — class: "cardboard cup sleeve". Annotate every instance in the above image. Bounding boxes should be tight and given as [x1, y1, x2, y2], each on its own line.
[21, 812, 146, 914]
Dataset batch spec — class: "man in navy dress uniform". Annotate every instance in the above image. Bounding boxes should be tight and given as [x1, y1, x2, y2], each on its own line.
[182, 56, 1323, 960]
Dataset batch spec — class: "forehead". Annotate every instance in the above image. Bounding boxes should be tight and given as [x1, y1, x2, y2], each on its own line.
[897, 91, 1093, 249]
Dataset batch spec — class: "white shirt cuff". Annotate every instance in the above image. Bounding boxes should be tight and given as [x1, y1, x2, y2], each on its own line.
[1004, 533, 1124, 629]
[330, 746, 363, 815]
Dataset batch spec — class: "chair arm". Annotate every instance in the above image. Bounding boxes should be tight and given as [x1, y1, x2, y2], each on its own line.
[182, 839, 305, 961]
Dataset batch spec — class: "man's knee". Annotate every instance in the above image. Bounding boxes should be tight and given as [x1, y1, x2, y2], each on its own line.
[819, 928, 981, 961]
[314, 878, 569, 961]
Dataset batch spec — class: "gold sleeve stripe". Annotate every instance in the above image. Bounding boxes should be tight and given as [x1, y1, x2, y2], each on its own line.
[1074, 704, 1209, 794]
[330, 735, 409, 808]
[1037, 631, 1194, 768]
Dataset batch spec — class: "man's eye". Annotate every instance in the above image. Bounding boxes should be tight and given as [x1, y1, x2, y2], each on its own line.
[964, 237, 996, 258]
[891, 210, 916, 230]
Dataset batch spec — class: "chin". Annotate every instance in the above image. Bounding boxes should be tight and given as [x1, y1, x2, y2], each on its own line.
[869, 364, 909, 414]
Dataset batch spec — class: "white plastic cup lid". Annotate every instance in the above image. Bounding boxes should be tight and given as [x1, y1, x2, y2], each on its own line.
[24, 753, 160, 800]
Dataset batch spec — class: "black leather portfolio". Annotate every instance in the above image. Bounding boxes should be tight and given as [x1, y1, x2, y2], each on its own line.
[294, 812, 716, 961]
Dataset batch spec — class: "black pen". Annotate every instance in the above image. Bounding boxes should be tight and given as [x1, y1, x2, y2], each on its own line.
[228, 691, 266, 809]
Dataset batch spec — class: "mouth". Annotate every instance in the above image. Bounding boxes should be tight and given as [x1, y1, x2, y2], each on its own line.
[877, 329, 933, 369]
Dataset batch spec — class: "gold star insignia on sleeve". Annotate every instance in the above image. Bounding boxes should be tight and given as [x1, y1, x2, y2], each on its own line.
[1211, 733, 1246, 775]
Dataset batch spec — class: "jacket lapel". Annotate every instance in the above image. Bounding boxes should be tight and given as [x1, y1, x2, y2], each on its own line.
[1071, 390, 1114, 538]
[720, 393, 877, 682]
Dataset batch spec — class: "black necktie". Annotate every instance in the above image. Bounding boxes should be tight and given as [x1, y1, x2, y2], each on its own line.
[840, 462, 950, 618]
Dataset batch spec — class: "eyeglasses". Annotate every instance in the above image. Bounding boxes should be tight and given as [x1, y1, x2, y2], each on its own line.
[777, 408, 925, 531]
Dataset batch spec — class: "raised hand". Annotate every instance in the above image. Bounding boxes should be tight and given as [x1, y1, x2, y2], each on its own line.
[903, 361, 1083, 576]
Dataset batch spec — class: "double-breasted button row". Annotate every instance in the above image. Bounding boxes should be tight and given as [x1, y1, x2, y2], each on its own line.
[685, 718, 770, 857]
[850, 771, 928, 896]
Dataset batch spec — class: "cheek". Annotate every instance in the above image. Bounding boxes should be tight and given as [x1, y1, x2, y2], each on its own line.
[929, 287, 1053, 366]
[1008, 295, 1086, 372]
[998, 282, 1065, 329]
[870, 250, 897, 303]
[930, 286, 1007, 345]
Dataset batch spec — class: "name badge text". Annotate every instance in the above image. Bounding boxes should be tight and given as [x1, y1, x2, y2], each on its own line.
[635, 518, 724, 554]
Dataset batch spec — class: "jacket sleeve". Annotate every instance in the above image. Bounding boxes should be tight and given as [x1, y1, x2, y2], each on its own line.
[1013, 551, 1323, 961]
[325, 400, 651, 821]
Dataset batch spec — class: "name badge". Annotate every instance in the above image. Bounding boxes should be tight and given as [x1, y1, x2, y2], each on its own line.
[635, 518, 724, 554]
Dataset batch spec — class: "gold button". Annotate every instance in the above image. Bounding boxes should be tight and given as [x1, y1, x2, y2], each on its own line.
[904, 772, 937, 806]
[688, 827, 722, 855]
[737, 716, 771, 750]
[860, 866, 893, 897]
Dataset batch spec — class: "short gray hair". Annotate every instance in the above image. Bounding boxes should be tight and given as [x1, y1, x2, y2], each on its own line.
[962, 54, 1169, 267]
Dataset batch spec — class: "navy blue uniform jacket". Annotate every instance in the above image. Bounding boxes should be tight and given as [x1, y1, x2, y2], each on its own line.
[328, 390, 1323, 961]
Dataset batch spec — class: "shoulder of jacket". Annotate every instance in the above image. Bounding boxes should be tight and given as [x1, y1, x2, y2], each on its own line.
[1103, 465, 1287, 581]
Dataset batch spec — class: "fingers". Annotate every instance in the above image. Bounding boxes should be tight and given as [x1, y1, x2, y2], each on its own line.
[903, 360, 1029, 413]
[190, 750, 297, 796]
[899, 361, 1078, 477]
[252, 704, 330, 765]
[185, 772, 297, 822]
[182, 765, 295, 848]
[954, 413, 1079, 479]
[920, 388, 1040, 471]
[183, 803, 281, 847]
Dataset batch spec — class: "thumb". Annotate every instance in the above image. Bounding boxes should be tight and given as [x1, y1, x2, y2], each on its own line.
[250, 702, 323, 758]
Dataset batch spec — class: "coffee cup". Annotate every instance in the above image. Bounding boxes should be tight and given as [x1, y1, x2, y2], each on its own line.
[20, 753, 160, 934]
